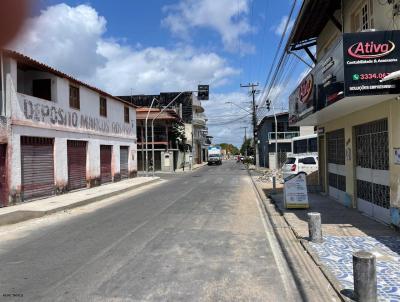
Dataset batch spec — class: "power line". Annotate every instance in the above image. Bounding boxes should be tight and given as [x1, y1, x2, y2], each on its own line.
[257, 0, 298, 108]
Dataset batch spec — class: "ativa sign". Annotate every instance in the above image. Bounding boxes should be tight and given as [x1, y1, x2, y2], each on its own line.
[348, 41, 395, 59]
[343, 30, 400, 96]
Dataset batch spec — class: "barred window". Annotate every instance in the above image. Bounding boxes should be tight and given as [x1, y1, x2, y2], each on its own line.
[326, 129, 345, 165]
[355, 119, 388, 170]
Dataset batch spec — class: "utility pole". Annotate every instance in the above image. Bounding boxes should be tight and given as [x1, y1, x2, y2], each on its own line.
[240, 126, 248, 156]
[240, 83, 259, 167]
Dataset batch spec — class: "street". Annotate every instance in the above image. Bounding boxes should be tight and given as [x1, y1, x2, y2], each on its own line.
[0, 161, 300, 301]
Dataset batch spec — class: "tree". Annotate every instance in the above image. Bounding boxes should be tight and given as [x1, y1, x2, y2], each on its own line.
[170, 123, 188, 152]
[240, 138, 253, 156]
[218, 143, 240, 155]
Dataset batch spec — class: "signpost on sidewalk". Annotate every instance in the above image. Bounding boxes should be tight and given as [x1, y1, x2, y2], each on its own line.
[284, 173, 309, 209]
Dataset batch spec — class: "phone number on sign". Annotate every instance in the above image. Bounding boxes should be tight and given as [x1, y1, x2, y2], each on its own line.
[358, 73, 390, 80]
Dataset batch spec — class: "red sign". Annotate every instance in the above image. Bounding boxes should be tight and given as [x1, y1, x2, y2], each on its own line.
[299, 74, 313, 103]
[348, 41, 395, 59]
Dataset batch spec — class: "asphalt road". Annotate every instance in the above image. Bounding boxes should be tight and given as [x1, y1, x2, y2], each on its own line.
[0, 160, 300, 302]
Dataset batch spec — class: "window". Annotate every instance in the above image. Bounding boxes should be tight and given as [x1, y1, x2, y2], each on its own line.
[300, 157, 316, 165]
[124, 107, 129, 123]
[327, 129, 345, 165]
[100, 97, 107, 117]
[294, 139, 307, 154]
[351, 0, 374, 32]
[32, 79, 51, 101]
[285, 157, 296, 165]
[308, 137, 318, 153]
[69, 85, 80, 109]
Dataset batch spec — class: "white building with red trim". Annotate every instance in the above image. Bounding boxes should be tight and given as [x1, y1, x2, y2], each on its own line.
[0, 50, 137, 206]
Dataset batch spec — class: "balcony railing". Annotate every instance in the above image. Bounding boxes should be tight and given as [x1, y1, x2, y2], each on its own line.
[192, 98, 205, 113]
[193, 112, 207, 126]
[268, 131, 300, 141]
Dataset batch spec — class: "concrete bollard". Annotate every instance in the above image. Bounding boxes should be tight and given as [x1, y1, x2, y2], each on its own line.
[353, 251, 377, 302]
[307, 212, 323, 243]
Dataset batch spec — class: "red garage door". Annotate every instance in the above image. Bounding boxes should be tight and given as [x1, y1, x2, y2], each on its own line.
[0, 145, 7, 206]
[100, 145, 112, 184]
[68, 141, 87, 191]
[21, 137, 55, 201]
[120, 146, 129, 180]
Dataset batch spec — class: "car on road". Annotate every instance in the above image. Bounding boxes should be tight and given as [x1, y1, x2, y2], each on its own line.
[282, 154, 318, 180]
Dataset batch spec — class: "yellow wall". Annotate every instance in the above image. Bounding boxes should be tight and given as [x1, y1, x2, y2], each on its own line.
[319, 97, 400, 208]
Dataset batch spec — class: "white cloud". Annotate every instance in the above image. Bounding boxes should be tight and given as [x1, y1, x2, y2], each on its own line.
[162, 0, 254, 54]
[273, 15, 294, 36]
[10, 3, 239, 95]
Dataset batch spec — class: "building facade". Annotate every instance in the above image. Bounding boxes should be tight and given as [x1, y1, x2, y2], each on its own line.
[257, 112, 314, 169]
[0, 50, 137, 206]
[120, 92, 209, 167]
[288, 0, 400, 226]
[136, 108, 185, 172]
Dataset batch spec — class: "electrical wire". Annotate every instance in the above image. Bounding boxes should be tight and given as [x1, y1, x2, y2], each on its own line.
[257, 0, 298, 108]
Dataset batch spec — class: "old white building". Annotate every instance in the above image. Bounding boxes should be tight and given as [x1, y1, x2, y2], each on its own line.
[0, 50, 137, 205]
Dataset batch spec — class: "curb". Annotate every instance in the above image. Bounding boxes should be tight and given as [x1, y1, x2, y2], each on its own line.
[249, 172, 342, 302]
[266, 190, 350, 302]
[0, 178, 162, 227]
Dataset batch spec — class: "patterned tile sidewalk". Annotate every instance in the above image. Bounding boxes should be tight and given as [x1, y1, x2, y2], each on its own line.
[259, 188, 400, 302]
[310, 236, 400, 301]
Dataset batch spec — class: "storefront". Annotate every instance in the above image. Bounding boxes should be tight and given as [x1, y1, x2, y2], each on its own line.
[289, 30, 400, 226]
[0, 50, 138, 206]
[67, 140, 87, 191]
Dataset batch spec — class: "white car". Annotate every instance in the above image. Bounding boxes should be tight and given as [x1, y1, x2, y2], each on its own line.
[282, 155, 318, 180]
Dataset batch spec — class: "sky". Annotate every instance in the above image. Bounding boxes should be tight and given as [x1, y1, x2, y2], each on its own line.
[10, 0, 308, 147]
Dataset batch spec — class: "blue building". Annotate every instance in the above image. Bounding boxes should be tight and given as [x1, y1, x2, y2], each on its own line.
[257, 112, 314, 169]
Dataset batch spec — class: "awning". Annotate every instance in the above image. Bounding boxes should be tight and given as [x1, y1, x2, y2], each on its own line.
[287, 0, 341, 50]
[292, 94, 394, 126]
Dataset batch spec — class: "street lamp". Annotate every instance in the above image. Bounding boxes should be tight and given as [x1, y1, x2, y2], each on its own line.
[144, 97, 157, 176]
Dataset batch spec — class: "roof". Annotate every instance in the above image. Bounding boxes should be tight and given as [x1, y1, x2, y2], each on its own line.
[136, 108, 183, 122]
[258, 112, 289, 127]
[287, 0, 341, 50]
[3, 49, 137, 108]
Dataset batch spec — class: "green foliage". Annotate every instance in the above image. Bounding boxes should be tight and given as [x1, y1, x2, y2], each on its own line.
[218, 143, 240, 155]
[240, 138, 253, 156]
[171, 123, 187, 152]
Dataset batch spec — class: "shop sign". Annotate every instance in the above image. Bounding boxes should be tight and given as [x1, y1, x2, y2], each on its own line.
[289, 73, 315, 124]
[289, 38, 344, 125]
[394, 148, 400, 165]
[22, 97, 134, 137]
[343, 30, 400, 96]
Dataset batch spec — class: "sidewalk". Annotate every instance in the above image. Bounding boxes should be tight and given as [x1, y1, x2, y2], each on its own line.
[0, 177, 160, 227]
[174, 162, 208, 173]
[259, 181, 400, 301]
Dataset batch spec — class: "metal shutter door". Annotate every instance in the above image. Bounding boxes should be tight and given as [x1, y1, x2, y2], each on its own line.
[120, 146, 129, 179]
[21, 137, 54, 201]
[0, 145, 7, 206]
[100, 145, 112, 184]
[68, 141, 87, 190]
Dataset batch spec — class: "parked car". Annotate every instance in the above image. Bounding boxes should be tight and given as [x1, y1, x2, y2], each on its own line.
[282, 155, 318, 180]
